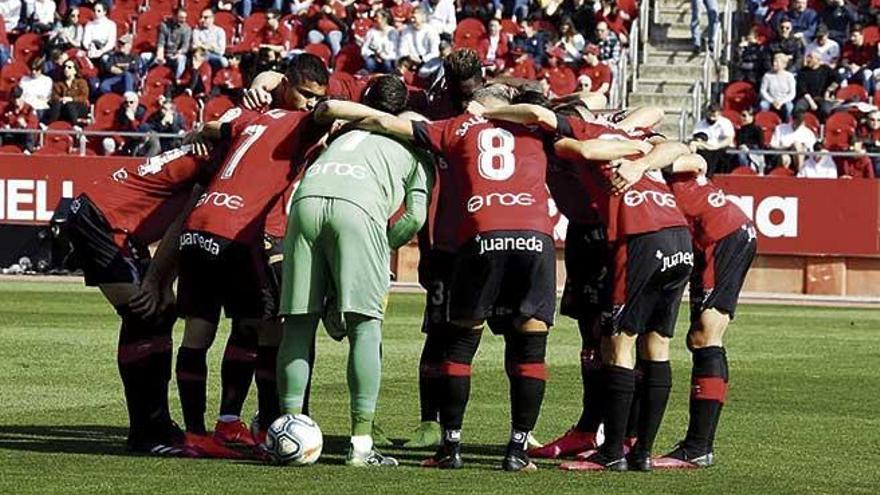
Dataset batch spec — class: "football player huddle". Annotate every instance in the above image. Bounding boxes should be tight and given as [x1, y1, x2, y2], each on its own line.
[62, 48, 755, 472]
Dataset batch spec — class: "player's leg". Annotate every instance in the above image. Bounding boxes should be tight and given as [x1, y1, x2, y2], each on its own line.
[214, 318, 258, 447]
[627, 333, 673, 471]
[277, 314, 320, 415]
[253, 318, 283, 443]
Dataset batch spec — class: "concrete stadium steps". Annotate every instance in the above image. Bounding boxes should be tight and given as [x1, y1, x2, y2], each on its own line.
[636, 63, 704, 81]
[634, 78, 696, 94]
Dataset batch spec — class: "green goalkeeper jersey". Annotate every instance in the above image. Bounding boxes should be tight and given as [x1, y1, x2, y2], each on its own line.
[293, 129, 434, 237]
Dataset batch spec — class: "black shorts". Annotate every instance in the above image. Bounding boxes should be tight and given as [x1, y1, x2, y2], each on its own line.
[176, 231, 275, 324]
[65, 194, 150, 287]
[690, 223, 757, 322]
[449, 230, 556, 333]
[264, 234, 285, 313]
[420, 249, 456, 333]
[560, 222, 610, 320]
[609, 227, 693, 337]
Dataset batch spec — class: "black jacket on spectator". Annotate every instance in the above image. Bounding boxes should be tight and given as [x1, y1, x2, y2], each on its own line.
[146, 110, 185, 151]
[765, 36, 805, 72]
[737, 123, 764, 149]
[820, 4, 859, 45]
[737, 41, 764, 84]
[514, 32, 547, 67]
[102, 51, 139, 77]
[797, 65, 836, 99]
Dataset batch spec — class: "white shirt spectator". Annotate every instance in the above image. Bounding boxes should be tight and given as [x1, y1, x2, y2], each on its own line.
[426, 0, 456, 36]
[398, 23, 441, 63]
[18, 73, 52, 110]
[485, 34, 501, 61]
[770, 122, 817, 150]
[0, 0, 22, 31]
[798, 154, 838, 178]
[82, 16, 117, 59]
[32, 0, 55, 25]
[192, 24, 226, 57]
[362, 26, 399, 61]
[805, 39, 840, 66]
[693, 115, 736, 145]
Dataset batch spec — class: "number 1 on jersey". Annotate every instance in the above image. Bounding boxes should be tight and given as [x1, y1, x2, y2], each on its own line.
[221, 124, 268, 180]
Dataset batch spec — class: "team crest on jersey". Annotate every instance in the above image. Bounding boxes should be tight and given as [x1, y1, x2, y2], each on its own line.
[708, 190, 726, 208]
[111, 167, 129, 182]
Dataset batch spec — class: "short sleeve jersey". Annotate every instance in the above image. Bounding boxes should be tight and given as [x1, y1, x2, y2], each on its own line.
[557, 115, 688, 241]
[294, 129, 434, 227]
[667, 173, 752, 248]
[413, 114, 552, 246]
[184, 107, 322, 244]
[84, 145, 216, 247]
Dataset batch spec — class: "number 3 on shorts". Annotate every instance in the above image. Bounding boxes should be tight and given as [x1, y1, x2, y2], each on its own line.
[477, 128, 516, 181]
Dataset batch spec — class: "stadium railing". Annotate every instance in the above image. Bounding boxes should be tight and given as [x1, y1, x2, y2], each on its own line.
[0, 127, 186, 156]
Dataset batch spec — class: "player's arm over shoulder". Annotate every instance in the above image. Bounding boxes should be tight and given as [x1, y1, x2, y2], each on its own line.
[388, 156, 433, 250]
[312, 99, 395, 125]
[479, 103, 559, 132]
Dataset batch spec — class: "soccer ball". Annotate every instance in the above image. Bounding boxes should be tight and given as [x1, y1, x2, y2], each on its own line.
[265, 414, 323, 466]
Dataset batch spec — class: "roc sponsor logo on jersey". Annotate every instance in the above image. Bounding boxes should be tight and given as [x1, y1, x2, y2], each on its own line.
[306, 161, 368, 179]
[477, 234, 545, 255]
[467, 192, 535, 213]
[196, 191, 244, 210]
[655, 249, 694, 272]
[623, 189, 677, 208]
[179, 231, 221, 256]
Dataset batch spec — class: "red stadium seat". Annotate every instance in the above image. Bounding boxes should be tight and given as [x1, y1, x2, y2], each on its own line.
[768, 166, 795, 176]
[836, 84, 868, 102]
[36, 122, 75, 155]
[500, 19, 519, 38]
[754, 111, 781, 146]
[134, 10, 169, 53]
[454, 18, 486, 50]
[172, 94, 200, 129]
[544, 66, 577, 97]
[241, 13, 268, 43]
[864, 25, 880, 47]
[334, 43, 364, 74]
[108, 8, 133, 35]
[184, 0, 214, 23]
[0, 61, 29, 100]
[0, 144, 23, 153]
[304, 42, 332, 68]
[144, 65, 174, 96]
[723, 81, 757, 112]
[281, 14, 305, 49]
[146, 0, 177, 15]
[78, 6, 95, 24]
[202, 95, 235, 122]
[721, 109, 743, 129]
[13, 33, 43, 64]
[729, 165, 758, 175]
[803, 111, 821, 135]
[214, 11, 238, 43]
[93, 93, 124, 131]
[617, 0, 639, 18]
[824, 111, 857, 150]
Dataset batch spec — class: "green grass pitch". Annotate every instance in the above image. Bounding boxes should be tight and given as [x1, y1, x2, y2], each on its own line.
[1, 281, 879, 494]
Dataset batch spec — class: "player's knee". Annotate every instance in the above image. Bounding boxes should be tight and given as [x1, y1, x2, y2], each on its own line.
[601, 332, 638, 368]
[182, 317, 218, 348]
[505, 332, 548, 381]
[688, 308, 729, 350]
[515, 317, 549, 333]
[442, 328, 482, 377]
[638, 332, 671, 361]
[451, 318, 485, 330]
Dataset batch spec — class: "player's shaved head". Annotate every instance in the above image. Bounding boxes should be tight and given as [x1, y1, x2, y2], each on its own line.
[472, 84, 512, 108]
[362, 75, 408, 115]
[513, 90, 551, 107]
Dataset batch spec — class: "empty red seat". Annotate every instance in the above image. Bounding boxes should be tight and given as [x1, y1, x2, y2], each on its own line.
[500, 19, 519, 38]
[172, 94, 200, 129]
[0, 144, 24, 153]
[134, 10, 168, 53]
[13, 33, 43, 64]
[802, 111, 821, 135]
[730, 165, 758, 175]
[454, 18, 486, 51]
[836, 84, 868, 102]
[824, 111, 857, 150]
[304, 42, 332, 68]
[754, 111, 781, 146]
[0, 61, 29, 100]
[214, 11, 238, 43]
[184, 0, 214, 23]
[144, 65, 174, 96]
[36, 122, 75, 155]
[93, 93, 124, 131]
[864, 25, 880, 46]
[721, 109, 743, 129]
[202, 95, 235, 122]
[334, 43, 364, 74]
[723, 81, 757, 112]
[768, 166, 795, 176]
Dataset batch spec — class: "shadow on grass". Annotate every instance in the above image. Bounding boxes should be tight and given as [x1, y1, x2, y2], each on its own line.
[0, 424, 129, 457]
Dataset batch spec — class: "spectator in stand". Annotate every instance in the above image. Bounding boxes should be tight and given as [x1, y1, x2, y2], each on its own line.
[398, 7, 442, 80]
[0, 0, 21, 33]
[514, 17, 546, 67]
[779, 0, 818, 43]
[735, 108, 766, 172]
[149, 8, 192, 82]
[192, 8, 228, 70]
[579, 44, 612, 96]
[760, 53, 797, 121]
[307, 0, 346, 57]
[857, 109, 880, 176]
[839, 24, 875, 92]
[18, 56, 52, 120]
[805, 24, 840, 67]
[99, 34, 139, 95]
[798, 142, 838, 178]
[690, 0, 718, 52]
[350, 4, 374, 47]
[426, 0, 456, 40]
[478, 18, 508, 75]
[361, 9, 398, 73]
[179, 47, 212, 99]
[504, 45, 537, 79]
[765, 18, 804, 72]
[0, 15, 9, 68]
[46, 59, 90, 125]
[27, 0, 56, 33]
[736, 26, 763, 84]
[111, 90, 146, 155]
[795, 50, 838, 117]
[460, 0, 491, 23]
[837, 137, 876, 178]
[145, 97, 185, 154]
[0, 87, 38, 152]
[691, 103, 735, 175]
[596, 0, 630, 45]
[820, 0, 858, 47]
[390, 0, 414, 29]
[69, 0, 114, 8]
[769, 108, 817, 171]
[595, 21, 621, 65]
[218, 0, 282, 18]
[557, 17, 586, 64]
[258, 9, 292, 59]
[493, 0, 529, 21]
[48, 8, 84, 52]
[212, 53, 242, 97]
[82, 1, 117, 62]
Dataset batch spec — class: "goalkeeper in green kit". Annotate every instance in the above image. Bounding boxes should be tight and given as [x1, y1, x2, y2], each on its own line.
[277, 75, 434, 467]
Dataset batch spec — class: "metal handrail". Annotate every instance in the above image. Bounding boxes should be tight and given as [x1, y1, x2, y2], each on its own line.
[1, 128, 188, 156]
[629, 18, 639, 96]
[724, 149, 880, 158]
[678, 108, 689, 141]
[723, 0, 734, 64]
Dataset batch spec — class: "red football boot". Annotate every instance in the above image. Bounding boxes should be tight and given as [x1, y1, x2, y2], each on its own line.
[559, 451, 628, 472]
[213, 419, 257, 447]
[527, 427, 598, 459]
[184, 432, 245, 459]
[575, 435, 636, 460]
[652, 445, 714, 470]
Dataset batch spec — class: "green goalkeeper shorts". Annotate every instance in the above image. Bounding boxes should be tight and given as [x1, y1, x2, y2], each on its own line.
[280, 196, 390, 325]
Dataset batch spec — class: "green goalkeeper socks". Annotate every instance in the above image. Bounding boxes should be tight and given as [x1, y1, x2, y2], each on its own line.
[347, 316, 382, 437]
[277, 315, 319, 415]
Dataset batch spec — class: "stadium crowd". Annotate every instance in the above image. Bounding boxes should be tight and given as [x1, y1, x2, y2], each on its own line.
[722, 0, 880, 178]
[0, 0, 632, 155]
